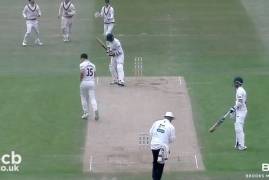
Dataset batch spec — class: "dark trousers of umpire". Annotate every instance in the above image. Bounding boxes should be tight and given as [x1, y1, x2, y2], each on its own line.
[152, 149, 165, 180]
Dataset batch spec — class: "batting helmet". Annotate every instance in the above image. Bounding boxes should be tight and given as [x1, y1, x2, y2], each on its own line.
[80, 53, 88, 59]
[105, 0, 110, 3]
[106, 33, 114, 42]
[233, 77, 243, 85]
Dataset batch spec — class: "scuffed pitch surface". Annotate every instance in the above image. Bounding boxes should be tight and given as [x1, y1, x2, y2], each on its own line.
[83, 77, 204, 173]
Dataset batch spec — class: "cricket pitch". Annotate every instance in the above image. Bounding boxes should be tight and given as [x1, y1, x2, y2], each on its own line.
[83, 77, 204, 173]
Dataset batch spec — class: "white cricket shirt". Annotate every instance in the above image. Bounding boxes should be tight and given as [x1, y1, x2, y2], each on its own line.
[235, 86, 247, 112]
[100, 5, 115, 24]
[149, 119, 176, 150]
[59, 1, 76, 18]
[80, 60, 96, 82]
[107, 38, 124, 56]
[22, 3, 41, 20]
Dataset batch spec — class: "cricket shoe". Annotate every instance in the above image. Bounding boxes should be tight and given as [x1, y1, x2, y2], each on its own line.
[94, 110, 99, 121]
[63, 37, 70, 42]
[109, 81, 118, 85]
[234, 142, 239, 149]
[238, 146, 247, 151]
[81, 113, 89, 119]
[22, 42, 27, 47]
[35, 40, 43, 46]
[118, 82, 125, 87]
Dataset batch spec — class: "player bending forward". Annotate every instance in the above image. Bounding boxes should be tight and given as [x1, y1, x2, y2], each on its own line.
[22, 0, 43, 46]
[95, 0, 115, 36]
[58, 0, 76, 42]
[230, 77, 248, 151]
[79, 53, 99, 120]
[106, 33, 125, 86]
[149, 112, 176, 180]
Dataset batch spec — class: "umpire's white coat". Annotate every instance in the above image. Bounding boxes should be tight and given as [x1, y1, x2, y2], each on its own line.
[149, 119, 176, 150]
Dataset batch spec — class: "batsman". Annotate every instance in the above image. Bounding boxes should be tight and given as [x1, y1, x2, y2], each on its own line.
[230, 77, 248, 151]
[106, 33, 125, 86]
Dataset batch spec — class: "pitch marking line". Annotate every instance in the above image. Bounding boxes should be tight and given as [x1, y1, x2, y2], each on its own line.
[89, 155, 93, 172]
[194, 154, 199, 169]
[178, 76, 182, 86]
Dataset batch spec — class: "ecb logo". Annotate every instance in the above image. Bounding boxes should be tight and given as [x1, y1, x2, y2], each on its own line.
[0, 151, 22, 172]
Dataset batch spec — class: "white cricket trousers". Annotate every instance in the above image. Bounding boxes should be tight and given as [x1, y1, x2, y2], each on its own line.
[23, 20, 41, 43]
[80, 81, 98, 114]
[109, 54, 124, 83]
[234, 110, 247, 147]
[104, 23, 114, 36]
[61, 17, 73, 38]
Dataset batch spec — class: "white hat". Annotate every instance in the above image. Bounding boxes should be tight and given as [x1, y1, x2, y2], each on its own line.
[164, 112, 174, 118]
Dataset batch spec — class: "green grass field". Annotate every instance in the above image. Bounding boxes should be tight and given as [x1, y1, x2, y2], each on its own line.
[0, 0, 269, 179]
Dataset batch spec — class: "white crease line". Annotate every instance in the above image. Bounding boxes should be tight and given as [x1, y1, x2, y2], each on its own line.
[194, 154, 199, 169]
[89, 155, 93, 172]
[178, 76, 182, 86]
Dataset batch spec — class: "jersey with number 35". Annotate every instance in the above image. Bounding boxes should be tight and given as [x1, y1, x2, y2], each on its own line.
[80, 60, 96, 82]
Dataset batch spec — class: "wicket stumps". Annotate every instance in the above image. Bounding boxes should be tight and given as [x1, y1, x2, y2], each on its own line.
[134, 57, 143, 79]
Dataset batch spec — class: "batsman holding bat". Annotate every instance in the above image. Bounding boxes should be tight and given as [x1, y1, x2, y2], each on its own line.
[209, 77, 248, 151]
[96, 34, 125, 86]
[230, 77, 248, 151]
[106, 33, 125, 86]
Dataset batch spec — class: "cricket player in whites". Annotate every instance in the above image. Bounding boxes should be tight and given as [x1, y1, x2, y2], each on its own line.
[149, 112, 176, 180]
[80, 53, 99, 120]
[58, 0, 76, 42]
[95, 0, 115, 36]
[230, 77, 248, 151]
[22, 0, 43, 46]
[106, 33, 125, 86]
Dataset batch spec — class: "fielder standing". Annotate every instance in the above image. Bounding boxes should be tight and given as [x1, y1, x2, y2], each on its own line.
[95, 0, 115, 36]
[149, 112, 176, 180]
[80, 53, 99, 120]
[22, 0, 43, 46]
[230, 77, 248, 151]
[106, 33, 125, 86]
[58, 0, 76, 42]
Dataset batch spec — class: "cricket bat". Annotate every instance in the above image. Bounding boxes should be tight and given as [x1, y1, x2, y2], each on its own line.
[209, 111, 230, 133]
[96, 37, 107, 50]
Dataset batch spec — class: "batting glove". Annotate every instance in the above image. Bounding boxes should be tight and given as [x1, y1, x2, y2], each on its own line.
[229, 107, 236, 113]
[107, 51, 115, 57]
